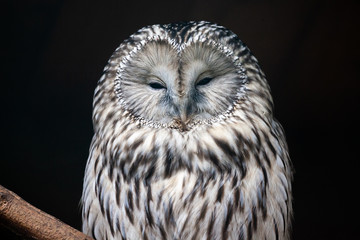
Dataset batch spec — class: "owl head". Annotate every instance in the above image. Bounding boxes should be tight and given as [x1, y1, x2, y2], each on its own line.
[93, 21, 273, 132]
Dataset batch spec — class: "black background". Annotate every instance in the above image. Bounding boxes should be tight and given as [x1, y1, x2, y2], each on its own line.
[1, 0, 359, 239]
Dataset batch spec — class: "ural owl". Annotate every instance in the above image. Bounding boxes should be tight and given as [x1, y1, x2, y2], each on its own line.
[81, 21, 293, 240]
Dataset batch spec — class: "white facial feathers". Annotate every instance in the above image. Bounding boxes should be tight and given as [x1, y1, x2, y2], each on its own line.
[117, 39, 246, 130]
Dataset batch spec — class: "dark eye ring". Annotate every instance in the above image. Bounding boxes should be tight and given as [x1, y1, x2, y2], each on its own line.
[197, 77, 213, 86]
[149, 82, 166, 90]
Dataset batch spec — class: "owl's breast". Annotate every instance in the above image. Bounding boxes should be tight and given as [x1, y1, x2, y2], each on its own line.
[103, 163, 280, 240]
[83, 118, 291, 239]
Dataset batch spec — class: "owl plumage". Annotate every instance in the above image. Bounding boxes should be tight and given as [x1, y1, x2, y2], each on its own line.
[81, 21, 293, 240]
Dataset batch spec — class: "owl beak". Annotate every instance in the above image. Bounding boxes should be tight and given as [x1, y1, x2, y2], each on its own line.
[180, 112, 189, 127]
[172, 93, 191, 131]
[172, 104, 189, 131]
[172, 110, 188, 131]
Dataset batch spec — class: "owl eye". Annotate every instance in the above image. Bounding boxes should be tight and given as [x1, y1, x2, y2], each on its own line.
[149, 82, 166, 90]
[196, 77, 213, 86]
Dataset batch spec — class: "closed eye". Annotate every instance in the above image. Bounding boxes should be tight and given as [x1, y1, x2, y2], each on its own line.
[196, 77, 213, 86]
[149, 82, 166, 90]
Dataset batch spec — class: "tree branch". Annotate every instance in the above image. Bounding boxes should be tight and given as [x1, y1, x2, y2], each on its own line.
[0, 185, 94, 240]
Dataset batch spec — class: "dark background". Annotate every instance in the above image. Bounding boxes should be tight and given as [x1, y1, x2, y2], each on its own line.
[1, 0, 359, 239]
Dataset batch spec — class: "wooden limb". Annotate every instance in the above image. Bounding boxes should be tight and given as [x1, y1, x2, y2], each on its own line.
[0, 185, 94, 240]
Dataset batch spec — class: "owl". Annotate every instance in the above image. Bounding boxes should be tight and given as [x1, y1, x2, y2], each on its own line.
[81, 21, 293, 240]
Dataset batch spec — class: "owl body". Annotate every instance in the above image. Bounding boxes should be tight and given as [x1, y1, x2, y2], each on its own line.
[81, 22, 292, 240]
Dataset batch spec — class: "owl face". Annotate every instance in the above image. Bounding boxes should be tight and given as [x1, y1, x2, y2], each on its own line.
[115, 23, 249, 130]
